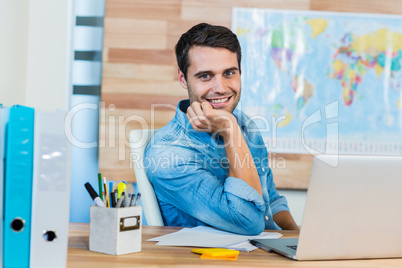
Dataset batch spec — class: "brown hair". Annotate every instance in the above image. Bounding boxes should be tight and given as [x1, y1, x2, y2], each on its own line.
[175, 23, 242, 80]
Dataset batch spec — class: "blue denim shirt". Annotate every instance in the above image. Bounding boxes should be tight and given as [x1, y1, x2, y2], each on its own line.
[144, 100, 289, 235]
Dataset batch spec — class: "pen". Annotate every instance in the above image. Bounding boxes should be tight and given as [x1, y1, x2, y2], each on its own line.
[121, 192, 131, 207]
[85, 182, 106, 207]
[109, 181, 114, 200]
[103, 177, 110, 207]
[129, 193, 135, 206]
[134, 192, 141, 206]
[117, 181, 126, 199]
[122, 191, 130, 207]
[97, 173, 103, 201]
[116, 192, 125, 208]
[113, 189, 117, 205]
[111, 191, 116, 208]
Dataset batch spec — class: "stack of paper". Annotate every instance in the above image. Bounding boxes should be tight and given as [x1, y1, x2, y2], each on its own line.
[148, 226, 282, 251]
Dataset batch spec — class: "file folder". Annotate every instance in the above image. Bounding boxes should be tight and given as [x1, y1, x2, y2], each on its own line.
[0, 104, 10, 268]
[3, 105, 35, 268]
[30, 110, 71, 268]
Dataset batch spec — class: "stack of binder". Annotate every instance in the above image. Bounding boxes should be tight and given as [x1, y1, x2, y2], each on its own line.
[0, 104, 9, 268]
[1, 105, 71, 268]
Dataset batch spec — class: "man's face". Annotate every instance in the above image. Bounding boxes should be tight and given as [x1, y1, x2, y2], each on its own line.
[178, 46, 241, 113]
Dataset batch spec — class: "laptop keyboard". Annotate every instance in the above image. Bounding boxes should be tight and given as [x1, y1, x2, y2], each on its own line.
[287, 245, 297, 251]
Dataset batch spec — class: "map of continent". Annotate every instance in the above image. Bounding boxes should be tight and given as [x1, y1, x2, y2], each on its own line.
[328, 29, 402, 108]
[232, 8, 402, 155]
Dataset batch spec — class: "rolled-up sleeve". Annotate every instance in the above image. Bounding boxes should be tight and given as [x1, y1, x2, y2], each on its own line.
[266, 169, 289, 216]
[224, 177, 265, 211]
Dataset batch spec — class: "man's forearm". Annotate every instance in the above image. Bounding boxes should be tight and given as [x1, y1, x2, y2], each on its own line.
[222, 123, 262, 196]
[185, 101, 263, 196]
[273, 211, 300, 230]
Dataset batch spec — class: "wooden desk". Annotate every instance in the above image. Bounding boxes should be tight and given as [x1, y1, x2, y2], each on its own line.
[68, 223, 402, 268]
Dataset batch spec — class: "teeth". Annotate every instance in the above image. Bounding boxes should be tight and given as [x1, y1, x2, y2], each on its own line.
[210, 98, 229, 104]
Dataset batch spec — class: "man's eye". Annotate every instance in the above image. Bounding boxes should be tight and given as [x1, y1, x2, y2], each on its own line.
[224, 71, 235, 76]
[199, 74, 210, 79]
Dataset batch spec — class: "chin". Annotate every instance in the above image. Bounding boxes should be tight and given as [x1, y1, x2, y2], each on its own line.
[216, 105, 236, 114]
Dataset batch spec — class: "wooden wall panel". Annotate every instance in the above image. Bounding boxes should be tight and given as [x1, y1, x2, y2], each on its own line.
[102, 79, 183, 95]
[102, 93, 184, 109]
[105, 0, 182, 20]
[100, 0, 401, 189]
[102, 63, 176, 80]
[310, 0, 402, 14]
[107, 49, 174, 65]
[104, 18, 168, 49]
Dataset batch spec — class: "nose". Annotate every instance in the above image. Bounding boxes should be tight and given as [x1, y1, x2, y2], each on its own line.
[212, 76, 226, 94]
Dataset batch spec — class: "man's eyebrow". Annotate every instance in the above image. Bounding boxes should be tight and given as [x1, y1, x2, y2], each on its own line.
[224, 67, 239, 73]
[193, 70, 214, 77]
[193, 67, 239, 77]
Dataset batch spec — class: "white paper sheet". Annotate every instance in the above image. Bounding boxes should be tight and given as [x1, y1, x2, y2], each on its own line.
[147, 226, 282, 251]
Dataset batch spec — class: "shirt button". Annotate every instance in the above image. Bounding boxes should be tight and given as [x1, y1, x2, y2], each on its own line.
[262, 167, 265, 172]
[265, 216, 269, 221]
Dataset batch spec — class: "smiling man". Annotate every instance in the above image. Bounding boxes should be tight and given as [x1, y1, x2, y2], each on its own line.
[144, 23, 299, 235]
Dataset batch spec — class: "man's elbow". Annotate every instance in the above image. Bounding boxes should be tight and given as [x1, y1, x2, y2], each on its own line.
[242, 216, 265, 235]
[225, 200, 266, 235]
[229, 213, 265, 235]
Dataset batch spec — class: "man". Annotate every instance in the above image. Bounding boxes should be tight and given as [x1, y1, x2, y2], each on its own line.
[144, 23, 299, 235]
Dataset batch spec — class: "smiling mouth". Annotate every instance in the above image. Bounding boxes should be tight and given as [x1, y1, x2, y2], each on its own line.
[207, 96, 231, 104]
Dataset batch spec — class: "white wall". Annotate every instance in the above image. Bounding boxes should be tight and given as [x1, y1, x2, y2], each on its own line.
[0, 0, 73, 110]
[24, 0, 74, 110]
[0, 1, 28, 106]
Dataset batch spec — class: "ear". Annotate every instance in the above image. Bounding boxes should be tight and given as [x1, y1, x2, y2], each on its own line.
[178, 68, 188, 89]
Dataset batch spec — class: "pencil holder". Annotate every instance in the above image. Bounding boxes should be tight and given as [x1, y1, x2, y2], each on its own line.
[89, 205, 142, 255]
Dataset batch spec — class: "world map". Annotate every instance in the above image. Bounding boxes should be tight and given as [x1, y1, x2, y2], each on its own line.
[232, 8, 402, 155]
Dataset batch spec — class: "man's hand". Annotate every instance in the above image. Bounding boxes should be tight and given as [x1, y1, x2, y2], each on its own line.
[186, 101, 236, 139]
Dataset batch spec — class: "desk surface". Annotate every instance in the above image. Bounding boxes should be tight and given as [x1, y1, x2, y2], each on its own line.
[68, 223, 402, 268]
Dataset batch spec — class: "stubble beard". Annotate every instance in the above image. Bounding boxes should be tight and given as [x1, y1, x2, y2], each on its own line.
[187, 85, 241, 114]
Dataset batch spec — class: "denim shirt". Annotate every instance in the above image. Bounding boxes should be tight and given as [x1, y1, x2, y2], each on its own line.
[144, 100, 289, 235]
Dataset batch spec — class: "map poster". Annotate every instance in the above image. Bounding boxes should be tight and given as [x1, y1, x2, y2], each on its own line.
[232, 8, 402, 156]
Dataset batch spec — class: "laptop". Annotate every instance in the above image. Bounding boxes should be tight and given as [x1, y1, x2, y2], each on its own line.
[251, 155, 402, 261]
